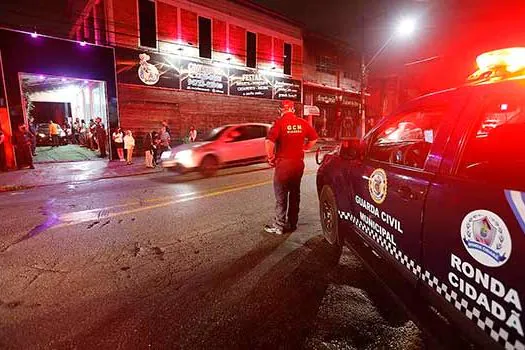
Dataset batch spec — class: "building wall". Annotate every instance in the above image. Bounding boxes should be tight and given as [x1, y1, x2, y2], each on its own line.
[118, 84, 279, 141]
[302, 32, 360, 93]
[104, 0, 303, 78]
[71, 0, 303, 142]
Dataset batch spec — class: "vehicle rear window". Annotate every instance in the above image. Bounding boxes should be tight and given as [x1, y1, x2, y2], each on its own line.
[368, 109, 444, 170]
[458, 96, 525, 189]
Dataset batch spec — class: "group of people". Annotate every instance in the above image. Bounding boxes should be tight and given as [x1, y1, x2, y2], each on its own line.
[111, 121, 197, 168]
[70, 117, 108, 157]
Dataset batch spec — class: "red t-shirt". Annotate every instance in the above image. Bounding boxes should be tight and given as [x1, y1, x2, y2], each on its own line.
[267, 112, 318, 160]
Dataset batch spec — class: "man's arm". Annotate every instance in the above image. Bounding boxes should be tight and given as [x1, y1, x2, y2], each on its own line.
[304, 121, 319, 151]
[304, 139, 317, 151]
[265, 139, 276, 166]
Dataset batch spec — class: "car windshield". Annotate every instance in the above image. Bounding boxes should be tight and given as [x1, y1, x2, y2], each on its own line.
[204, 126, 229, 141]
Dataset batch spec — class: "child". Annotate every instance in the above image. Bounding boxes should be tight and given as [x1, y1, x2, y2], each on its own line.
[123, 130, 135, 165]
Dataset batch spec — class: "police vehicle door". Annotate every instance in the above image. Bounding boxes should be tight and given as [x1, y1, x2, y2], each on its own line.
[347, 106, 446, 284]
[422, 91, 525, 348]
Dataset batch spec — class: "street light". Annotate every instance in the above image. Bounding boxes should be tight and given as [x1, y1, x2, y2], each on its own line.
[359, 17, 417, 137]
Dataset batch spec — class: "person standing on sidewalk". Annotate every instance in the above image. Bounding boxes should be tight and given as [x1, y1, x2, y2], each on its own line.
[123, 130, 135, 165]
[13, 124, 35, 169]
[94, 117, 107, 158]
[28, 117, 37, 156]
[143, 132, 154, 168]
[49, 120, 59, 147]
[159, 126, 171, 159]
[112, 127, 124, 161]
[0, 129, 7, 172]
[189, 126, 197, 142]
[264, 100, 318, 235]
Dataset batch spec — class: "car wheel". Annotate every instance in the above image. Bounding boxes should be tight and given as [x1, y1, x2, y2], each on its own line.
[200, 155, 219, 177]
[319, 185, 341, 246]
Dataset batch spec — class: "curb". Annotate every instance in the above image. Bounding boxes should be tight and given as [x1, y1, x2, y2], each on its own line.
[0, 168, 163, 193]
[0, 185, 35, 193]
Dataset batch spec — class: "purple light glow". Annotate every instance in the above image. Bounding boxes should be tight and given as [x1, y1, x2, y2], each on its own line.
[39, 75, 45, 80]
[61, 78, 67, 82]
[80, 41, 87, 47]
[31, 32, 38, 38]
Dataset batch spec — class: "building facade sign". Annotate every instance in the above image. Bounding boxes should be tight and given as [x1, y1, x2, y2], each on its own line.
[180, 61, 228, 94]
[315, 93, 337, 104]
[115, 48, 302, 101]
[273, 77, 302, 102]
[229, 68, 273, 99]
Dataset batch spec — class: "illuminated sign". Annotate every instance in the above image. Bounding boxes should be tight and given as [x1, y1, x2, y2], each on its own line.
[115, 48, 302, 101]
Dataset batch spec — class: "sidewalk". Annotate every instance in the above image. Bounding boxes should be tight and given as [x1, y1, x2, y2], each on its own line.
[0, 140, 339, 192]
[0, 158, 163, 192]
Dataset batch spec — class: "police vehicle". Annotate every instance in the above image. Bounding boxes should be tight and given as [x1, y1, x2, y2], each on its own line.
[316, 48, 525, 349]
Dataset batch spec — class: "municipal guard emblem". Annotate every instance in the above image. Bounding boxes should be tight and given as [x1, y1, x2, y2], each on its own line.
[368, 168, 388, 204]
[138, 53, 160, 85]
[461, 210, 511, 267]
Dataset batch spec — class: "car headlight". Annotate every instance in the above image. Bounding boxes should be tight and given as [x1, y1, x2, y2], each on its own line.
[174, 149, 195, 167]
[38, 133, 46, 138]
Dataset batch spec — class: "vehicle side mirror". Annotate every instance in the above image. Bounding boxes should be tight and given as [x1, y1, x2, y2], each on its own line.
[340, 138, 363, 160]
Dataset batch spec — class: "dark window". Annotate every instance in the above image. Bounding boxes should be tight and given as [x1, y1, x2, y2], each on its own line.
[138, 0, 157, 48]
[87, 11, 95, 43]
[368, 109, 444, 170]
[284, 43, 292, 75]
[246, 31, 257, 68]
[96, 1, 107, 45]
[316, 55, 336, 75]
[458, 96, 525, 189]
[199, 17, 212, 59]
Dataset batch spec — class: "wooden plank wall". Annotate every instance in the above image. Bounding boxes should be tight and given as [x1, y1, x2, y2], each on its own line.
[118, 84, 280, 144]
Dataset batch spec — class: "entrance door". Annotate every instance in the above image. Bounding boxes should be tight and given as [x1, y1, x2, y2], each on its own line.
[344, 106, 447, 285]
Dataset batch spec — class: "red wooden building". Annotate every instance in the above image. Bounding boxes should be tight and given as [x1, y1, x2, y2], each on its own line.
[70, 0, 304, 141]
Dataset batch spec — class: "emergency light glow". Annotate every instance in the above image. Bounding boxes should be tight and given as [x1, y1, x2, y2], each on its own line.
[476, 48, 525, 73]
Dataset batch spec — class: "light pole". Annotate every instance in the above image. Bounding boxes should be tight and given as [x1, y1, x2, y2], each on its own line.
[359, 18, 416, 137]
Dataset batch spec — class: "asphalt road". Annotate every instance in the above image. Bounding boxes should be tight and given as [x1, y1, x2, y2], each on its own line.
[0, 155, 425, 350]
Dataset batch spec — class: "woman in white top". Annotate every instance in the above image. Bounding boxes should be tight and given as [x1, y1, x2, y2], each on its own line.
[112, 128, 124, 161]
[123, 130, 135, 165]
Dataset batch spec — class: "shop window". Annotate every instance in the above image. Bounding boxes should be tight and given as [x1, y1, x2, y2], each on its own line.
[246, 31, 257, 68]
[138, 0, 157, 48]
[368, 109, 444, 170]
[284, 43, 292, 75]
[458, 96, 525, 189]
[199, 17, 212, 59]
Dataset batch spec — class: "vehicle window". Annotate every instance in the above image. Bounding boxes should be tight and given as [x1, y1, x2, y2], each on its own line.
[368, 109, 444, 169]
[233, 126, 264, 142]
[458, 96, 525, 189]
[253, 125, 268, 139]
[204, 126, 228, 141]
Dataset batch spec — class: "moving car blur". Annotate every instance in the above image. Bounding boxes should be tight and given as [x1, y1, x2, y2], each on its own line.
[161, 123, 271, 176]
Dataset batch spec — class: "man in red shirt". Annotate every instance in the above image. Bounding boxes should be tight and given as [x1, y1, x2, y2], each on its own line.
[264, 100, 318, 235]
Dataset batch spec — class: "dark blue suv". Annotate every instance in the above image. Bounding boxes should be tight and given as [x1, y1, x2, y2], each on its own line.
[316, 48, 525, 349]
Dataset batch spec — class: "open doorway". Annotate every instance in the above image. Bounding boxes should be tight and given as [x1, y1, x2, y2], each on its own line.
[19, 73, 110, 162]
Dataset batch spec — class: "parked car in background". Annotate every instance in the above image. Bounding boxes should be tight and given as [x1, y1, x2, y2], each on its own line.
[35, 123, 67, 146]
[161, 123, 271, 176]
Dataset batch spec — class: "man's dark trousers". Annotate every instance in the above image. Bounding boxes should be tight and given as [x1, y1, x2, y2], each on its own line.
[273, 158, 305, 230]
[52, 135, 59, 147]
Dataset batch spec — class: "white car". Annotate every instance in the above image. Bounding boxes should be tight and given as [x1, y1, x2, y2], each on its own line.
[161, 123, 271, 176]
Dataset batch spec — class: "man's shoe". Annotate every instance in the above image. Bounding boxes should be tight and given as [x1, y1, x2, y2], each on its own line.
[264, 224, 283, 235]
